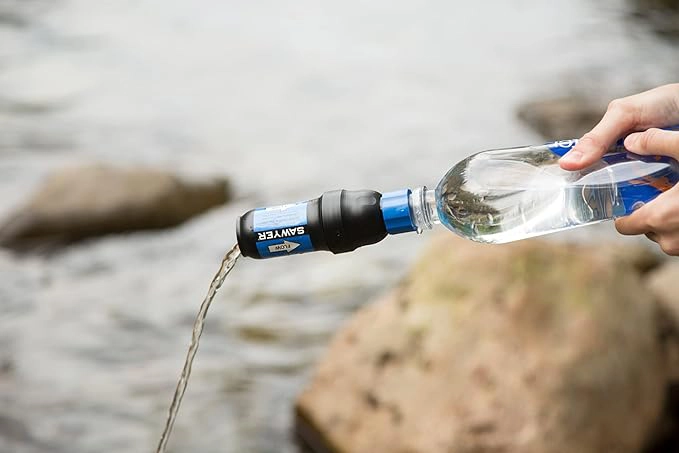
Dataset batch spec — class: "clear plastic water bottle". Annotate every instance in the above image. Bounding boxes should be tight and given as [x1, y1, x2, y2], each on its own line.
[237, 130, 679, 259]
[409, 137, 679, 244]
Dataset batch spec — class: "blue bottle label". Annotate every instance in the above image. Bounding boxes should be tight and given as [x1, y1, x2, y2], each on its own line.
[547, 125, 679, 157]
[546, 139, 579, 157]
[609, 154, 679, 215]
[252, 202, 314, 257]
[547, 140, 678, 215]
[547, 138, 628, 156]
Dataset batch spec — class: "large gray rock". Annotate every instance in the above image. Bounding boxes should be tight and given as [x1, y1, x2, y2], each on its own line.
[296, 236, 667, 453]
[516, 97, 605, 140]
[0, 165, 231, 250]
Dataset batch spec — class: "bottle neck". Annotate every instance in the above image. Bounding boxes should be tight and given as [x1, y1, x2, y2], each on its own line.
[408, 186, 439, 233]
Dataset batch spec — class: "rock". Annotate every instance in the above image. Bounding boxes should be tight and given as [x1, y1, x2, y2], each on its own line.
[628, 0, 679, 40]
[516, 97, 605, 140]
[648, 262, 679, 380]
[296, 235, 666, 453]
[648, 262, 679, 332]
[618, 245, 665, 275]
[0, 165, 231, 250]
[639, 261, 679, 453]
[642, 382, 679, 453]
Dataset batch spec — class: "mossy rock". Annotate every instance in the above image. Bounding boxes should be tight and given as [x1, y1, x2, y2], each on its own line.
[296, 235, 666, 453]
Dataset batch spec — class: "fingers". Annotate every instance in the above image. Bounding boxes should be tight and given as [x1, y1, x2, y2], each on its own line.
[624, 128, 679, 159]
[615, 186, 668, 235]
[576, 84, 679, 255]
[657, 236, 679, 256]
[615, 184, 679, 255]
[615, 185, 676, 236]
[615, 209, 651, 236]
[558, 84, 679, 171]
[560, 99, 639, 170]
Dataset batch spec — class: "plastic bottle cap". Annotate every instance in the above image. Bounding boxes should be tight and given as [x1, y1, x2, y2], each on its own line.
[380, 189, 417, 234]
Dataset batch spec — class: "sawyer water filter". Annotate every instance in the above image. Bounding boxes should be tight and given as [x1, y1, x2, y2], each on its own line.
[237, 129, 679, 258]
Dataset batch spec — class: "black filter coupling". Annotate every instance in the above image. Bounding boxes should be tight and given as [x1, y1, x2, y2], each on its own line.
[236, 190, 388, 259]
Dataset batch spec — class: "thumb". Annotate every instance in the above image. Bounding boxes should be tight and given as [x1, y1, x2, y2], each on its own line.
[624, 128, 679, 159]
[559, 99, 639, 171]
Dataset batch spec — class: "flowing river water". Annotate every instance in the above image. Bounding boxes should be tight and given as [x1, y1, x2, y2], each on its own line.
[0, 0, 677, 452]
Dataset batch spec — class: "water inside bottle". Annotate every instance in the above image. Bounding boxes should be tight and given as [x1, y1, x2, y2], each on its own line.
[435, 145, 678, 244]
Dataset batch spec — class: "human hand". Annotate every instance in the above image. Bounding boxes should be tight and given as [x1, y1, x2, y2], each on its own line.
[558, 83, 679, 255]
[613, 128, 679, 255]
[559, 84, 679, 170]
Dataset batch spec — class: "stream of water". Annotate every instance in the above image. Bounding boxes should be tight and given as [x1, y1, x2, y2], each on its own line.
[156, 244, 241, 453]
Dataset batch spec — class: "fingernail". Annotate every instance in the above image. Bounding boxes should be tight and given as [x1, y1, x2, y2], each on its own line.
[624, 133, 640, 148]
[560, 150, 582, 163]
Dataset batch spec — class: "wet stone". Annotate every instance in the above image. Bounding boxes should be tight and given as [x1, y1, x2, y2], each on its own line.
[0, 165, 231, 252]
[296, 235, 666, 453]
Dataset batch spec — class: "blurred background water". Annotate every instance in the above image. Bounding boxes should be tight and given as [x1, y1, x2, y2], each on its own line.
[0, 0, 677, 451]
